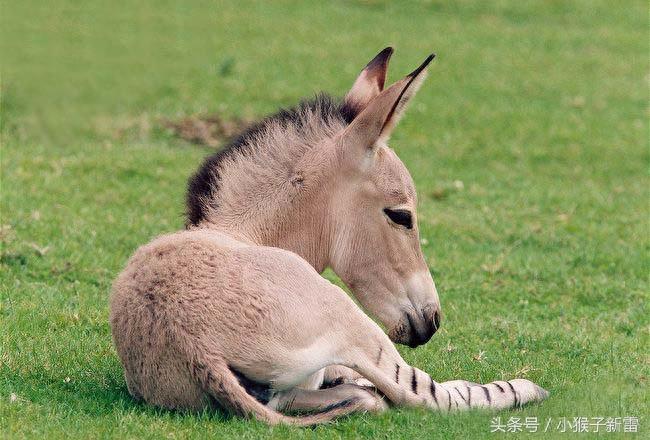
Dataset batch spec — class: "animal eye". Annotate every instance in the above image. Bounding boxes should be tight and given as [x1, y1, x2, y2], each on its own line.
[383, 208, 413, 229]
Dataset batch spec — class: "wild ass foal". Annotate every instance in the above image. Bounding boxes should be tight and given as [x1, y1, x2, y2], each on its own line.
[110, 48, 548, 425]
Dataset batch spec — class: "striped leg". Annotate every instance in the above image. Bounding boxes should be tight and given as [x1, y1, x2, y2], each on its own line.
[346, 339, 548, 411]
[434, 378, 549, 411]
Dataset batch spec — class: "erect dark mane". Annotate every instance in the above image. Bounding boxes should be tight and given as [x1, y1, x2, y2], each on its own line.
[185, 93, 358, 227]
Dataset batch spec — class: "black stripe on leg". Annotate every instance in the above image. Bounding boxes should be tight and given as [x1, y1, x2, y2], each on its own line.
[506, 381, 520, 407]
[318, 397, 359, 413]
[411, 367, 418, 394]
[454, 387, 469, 406]
[429, 378, 439, 406]
[395, 364, 400, 383]
[481, 385, 492, 404]
[376, 347, 383, 366]
[282, 394, 298, 413]
[466, 385, 472, 407]
[446, 388, 452, 411]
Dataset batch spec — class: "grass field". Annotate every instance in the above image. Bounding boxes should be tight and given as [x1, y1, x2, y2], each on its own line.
[1, 1, 648, 438]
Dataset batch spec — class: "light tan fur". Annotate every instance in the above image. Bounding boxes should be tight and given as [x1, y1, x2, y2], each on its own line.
[110, 49, 548, 425]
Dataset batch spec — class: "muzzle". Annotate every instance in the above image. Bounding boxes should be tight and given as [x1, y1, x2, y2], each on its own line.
[388, 304, 441, 348]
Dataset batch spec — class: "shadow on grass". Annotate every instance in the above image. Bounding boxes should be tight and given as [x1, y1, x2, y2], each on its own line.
[2, 364, 234, 423]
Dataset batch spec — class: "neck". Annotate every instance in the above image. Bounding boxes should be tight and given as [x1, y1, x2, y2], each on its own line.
[187, 94, 352, 271]
[201, 147, 338, 273]
[203, 198, 332, 273]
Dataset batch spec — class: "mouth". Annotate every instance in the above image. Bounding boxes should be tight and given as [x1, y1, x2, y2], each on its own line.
[388, 306, 441, 348]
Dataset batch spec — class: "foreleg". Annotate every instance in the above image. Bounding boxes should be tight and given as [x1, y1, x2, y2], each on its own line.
[342, 329, 548, 411]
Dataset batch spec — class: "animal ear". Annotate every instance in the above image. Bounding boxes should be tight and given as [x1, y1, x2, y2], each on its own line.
[340, 53, 434, 156]
[343, 47, 394, 117]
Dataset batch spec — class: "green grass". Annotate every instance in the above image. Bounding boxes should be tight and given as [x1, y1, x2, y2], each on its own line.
[1, 0, 648, 438]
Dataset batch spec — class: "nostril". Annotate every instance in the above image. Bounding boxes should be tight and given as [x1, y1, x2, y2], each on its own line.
[433, 310, 441, 332]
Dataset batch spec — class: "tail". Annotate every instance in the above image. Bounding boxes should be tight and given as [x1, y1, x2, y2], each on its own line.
[191, 358, 367, 426]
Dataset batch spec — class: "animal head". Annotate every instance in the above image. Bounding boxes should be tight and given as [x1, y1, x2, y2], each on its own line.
[186, 48, 440, 348]
[326, 48, 441, 347]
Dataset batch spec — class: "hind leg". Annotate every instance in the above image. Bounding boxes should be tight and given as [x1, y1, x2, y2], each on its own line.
[322, 365, 363, 385]
[322, 365, 375, 389]
[269, 384, 387, 414]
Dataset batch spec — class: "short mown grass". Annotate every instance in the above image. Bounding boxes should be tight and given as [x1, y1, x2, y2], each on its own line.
[1, 1, 648, 438]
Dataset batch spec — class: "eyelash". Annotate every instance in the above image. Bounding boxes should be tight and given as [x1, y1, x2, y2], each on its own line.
[383, 208, 413, 230]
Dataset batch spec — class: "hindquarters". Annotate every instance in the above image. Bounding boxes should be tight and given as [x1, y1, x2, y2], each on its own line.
[108, 229, 327, 411]
[110, 283, 198, 408]
[110, 291, 210, 410]
[109, 231, 239, 411]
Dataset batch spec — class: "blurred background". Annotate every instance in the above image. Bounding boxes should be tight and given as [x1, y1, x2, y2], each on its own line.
[4, 1, 646, 146]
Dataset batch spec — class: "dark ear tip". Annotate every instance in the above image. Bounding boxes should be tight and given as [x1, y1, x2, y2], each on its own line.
[366, 46, 394, 69]
[407, 53, 436, 78]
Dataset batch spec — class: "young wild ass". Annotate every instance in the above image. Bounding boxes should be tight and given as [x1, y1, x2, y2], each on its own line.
[110, 48, 548, 425]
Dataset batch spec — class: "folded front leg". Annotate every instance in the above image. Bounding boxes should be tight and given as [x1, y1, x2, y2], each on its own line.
[341, 324, 549, 411]
[437, 378, 550, 411]
[354, 356, 548, 411]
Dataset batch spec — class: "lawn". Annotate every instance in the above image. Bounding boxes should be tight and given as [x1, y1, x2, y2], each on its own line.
[1, 1, 648, 438]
